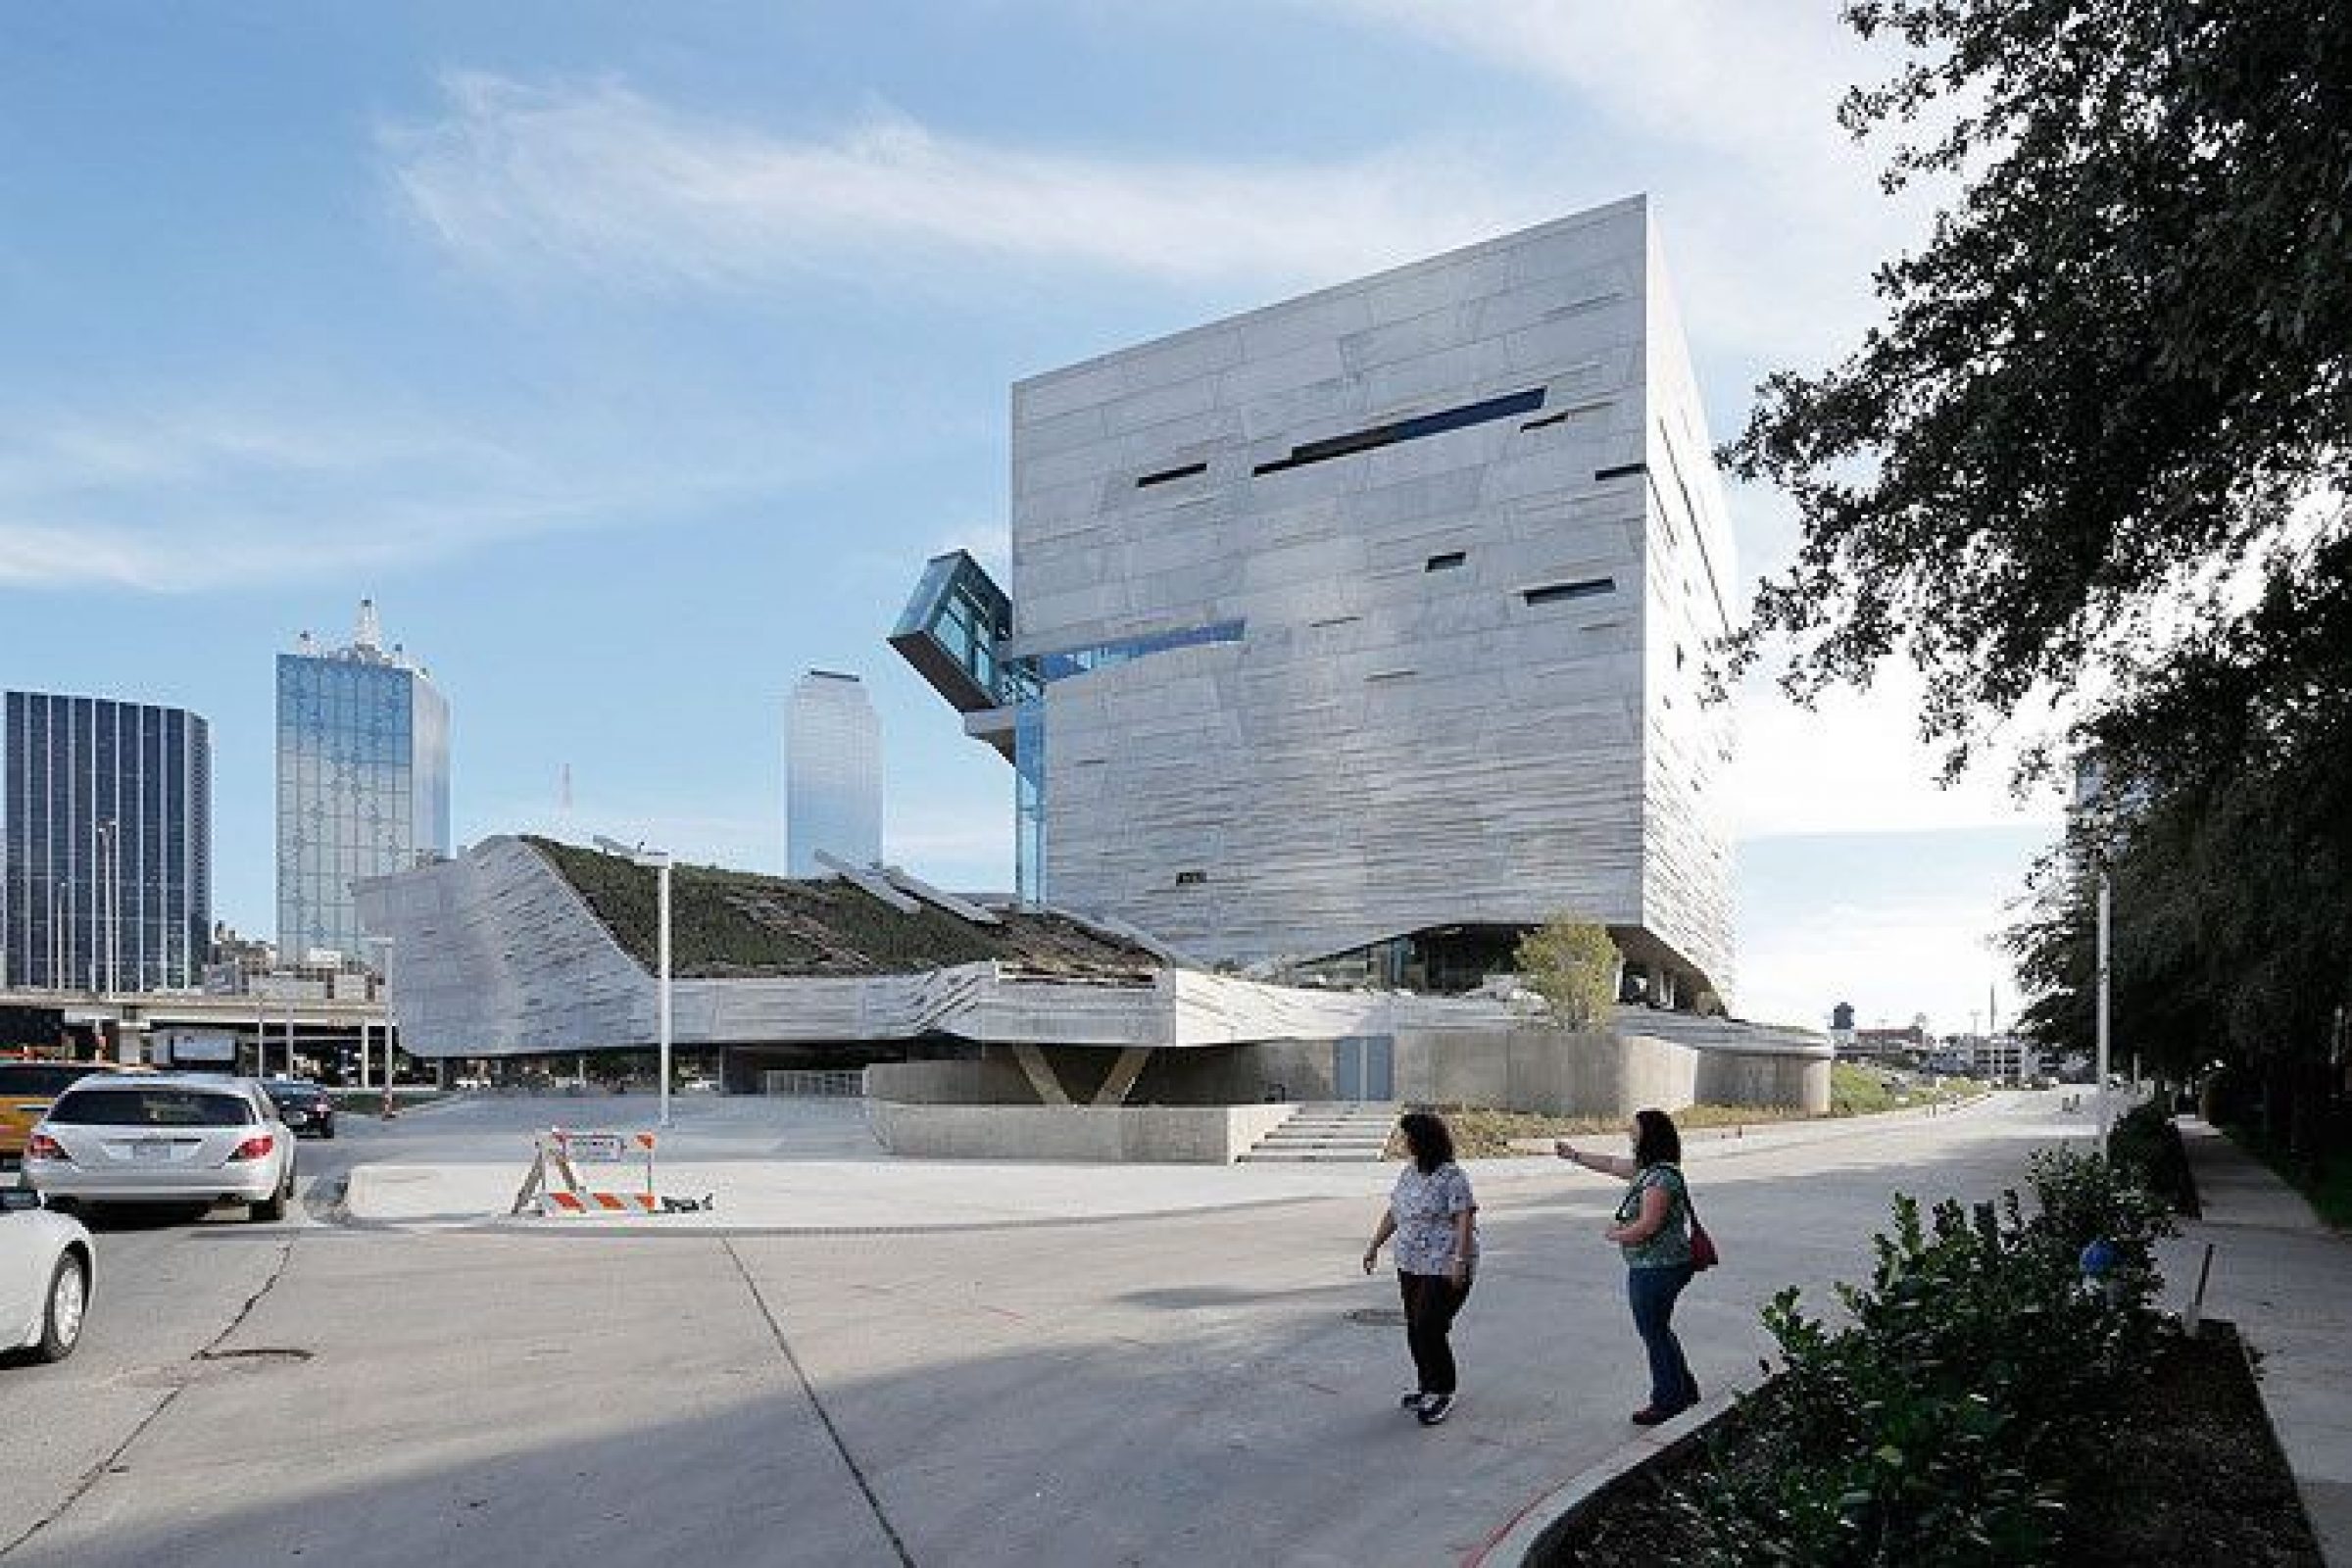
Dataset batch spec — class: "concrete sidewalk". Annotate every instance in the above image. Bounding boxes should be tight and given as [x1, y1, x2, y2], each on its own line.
[2169, 1119, 2352, 1565]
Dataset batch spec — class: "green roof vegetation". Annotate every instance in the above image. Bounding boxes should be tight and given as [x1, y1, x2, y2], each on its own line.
[523, 837, 1159, 981]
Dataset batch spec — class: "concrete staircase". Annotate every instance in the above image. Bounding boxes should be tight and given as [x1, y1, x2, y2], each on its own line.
[1240, 1102, 1397, 1162]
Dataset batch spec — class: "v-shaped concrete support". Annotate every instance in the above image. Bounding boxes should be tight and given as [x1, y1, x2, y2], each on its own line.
[1093, 1047, 1153, 1106]
[1010, 1043, 1073, 1105]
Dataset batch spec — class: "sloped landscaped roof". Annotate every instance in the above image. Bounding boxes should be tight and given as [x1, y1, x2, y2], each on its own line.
[524, 837, 1160, 981]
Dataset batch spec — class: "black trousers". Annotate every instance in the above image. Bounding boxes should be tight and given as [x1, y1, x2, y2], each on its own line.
[1397, 1269, 1474, 1396]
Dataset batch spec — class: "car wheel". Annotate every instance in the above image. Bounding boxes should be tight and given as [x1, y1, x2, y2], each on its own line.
[36, 1251, 88, 1363]
[250, 1164, 292, 1224]
[320, 1123, 335, 1141]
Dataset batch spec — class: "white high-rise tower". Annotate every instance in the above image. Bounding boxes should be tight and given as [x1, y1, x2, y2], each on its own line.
[785, 671, 882, 877]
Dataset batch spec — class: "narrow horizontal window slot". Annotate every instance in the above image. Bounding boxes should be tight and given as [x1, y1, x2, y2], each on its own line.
[1594, 462, 1647, 482]
[1308, 613, 1360, 628]
[1253, 387, 1545, 476]
[1365, 668, 1417, 682]
[1424, 551, 1466, 571]
[1174, 870, 1208, 886]
[1136, 461, 1208, 488]
[1522, 577, 1616, 607]
[1520, 412, 1571, 431]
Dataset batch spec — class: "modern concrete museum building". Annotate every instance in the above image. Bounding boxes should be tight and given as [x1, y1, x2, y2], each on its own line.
[894, 196, 1736, 1007]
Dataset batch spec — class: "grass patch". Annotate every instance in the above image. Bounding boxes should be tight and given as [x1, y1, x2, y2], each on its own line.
[1430, 1070, 1989, 1159]
[1830, 1061, 1984, 1115]
[1440, 1103, 1808, 1159]
[2223, 1122, 2352, 1230]
[525, 835, 1154, 980]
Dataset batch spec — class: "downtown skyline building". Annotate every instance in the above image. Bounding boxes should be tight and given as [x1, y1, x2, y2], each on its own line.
[785, 669, 883, 876]
[3, 690, 213, 992]
[896, 198, 1738, 1006]
[276, 600, 450, 964]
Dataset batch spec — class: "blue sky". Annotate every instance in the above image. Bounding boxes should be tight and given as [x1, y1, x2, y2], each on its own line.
[0, 2, 2065, 1030]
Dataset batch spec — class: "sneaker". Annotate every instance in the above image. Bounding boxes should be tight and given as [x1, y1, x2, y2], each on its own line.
[1416, 1394, 1454, 1426]
[1399, 1391, 1429, 1411]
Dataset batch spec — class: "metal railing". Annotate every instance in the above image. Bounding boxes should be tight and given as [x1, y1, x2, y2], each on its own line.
[760, 1068, 866, 1099]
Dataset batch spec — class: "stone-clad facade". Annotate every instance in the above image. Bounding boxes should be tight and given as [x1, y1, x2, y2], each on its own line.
[898, 198, 1735, 1004]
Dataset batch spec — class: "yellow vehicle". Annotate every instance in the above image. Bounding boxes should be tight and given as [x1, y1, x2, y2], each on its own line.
[1, 1060, 131, 1160]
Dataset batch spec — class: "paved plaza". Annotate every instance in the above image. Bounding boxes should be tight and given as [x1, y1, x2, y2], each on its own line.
[4, 1093, 2341, 1567]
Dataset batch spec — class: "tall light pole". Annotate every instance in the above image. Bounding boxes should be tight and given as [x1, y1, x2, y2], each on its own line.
[2095, 869, 2113, 1143]
[95, 820, 119, 998]
[595, 836, 673, 1128]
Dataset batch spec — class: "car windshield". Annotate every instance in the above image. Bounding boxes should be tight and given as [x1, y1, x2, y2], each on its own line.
[47, 1088, 254, 1127]
[263, 1081, 320, 1098]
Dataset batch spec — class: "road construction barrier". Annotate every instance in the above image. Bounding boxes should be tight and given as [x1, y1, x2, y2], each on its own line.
[510, 1127, 711, 1217]
[541, 1190, 661, 1214]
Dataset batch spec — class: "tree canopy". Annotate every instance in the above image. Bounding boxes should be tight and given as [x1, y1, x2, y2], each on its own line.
[1726, 0, 2350, 772]
[1734, 1, 2352, 1143]
[1513, 916, 1620, 1032]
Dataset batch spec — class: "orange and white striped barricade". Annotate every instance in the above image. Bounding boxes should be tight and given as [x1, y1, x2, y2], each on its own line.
[512, 1128, 709, 1217]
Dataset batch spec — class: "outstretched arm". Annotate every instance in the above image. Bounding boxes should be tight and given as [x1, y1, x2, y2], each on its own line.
[1555, 1142, 1635, 1180]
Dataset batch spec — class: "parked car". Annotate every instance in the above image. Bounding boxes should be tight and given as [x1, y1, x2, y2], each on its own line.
[1, 1188, 93, 1362]
[2, 1059, 142, 1162]
[259, 1078, 336, 1140]
[22, 1075, 296, 1223]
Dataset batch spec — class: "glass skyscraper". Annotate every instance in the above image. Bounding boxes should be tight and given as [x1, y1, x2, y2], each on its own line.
[4, 691, 212, 992]
[276, 602, 451, 962]
[785, 670, 881, 876]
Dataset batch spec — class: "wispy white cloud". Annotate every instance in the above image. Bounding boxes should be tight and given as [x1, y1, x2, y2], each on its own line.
[381, 73, 1540, 295]
[0, 393, 836, 593]
[1298, 0, 1941, 368]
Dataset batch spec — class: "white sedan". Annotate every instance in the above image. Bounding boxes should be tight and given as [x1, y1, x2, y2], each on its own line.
[23, 1075, 296, 1222]
[0, 1189, 92, 1363]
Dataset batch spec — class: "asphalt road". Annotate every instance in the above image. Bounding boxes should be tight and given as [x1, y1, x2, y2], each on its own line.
[0, 1094, 2091, 1568]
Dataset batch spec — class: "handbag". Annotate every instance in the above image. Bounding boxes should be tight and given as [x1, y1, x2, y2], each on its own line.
[1685, 1182, 1720, 1271]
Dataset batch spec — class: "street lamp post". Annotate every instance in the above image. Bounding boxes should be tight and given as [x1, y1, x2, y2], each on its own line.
[95, 820, 119, 998]
[2095, 869, 2113, 1143]
[595, 837, 673, 1128]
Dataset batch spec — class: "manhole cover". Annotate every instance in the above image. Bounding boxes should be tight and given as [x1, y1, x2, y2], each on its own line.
[1345, 1307, 1407, 1328]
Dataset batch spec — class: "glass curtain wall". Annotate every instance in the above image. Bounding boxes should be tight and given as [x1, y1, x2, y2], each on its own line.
[3, 692, 212, 991]
[275, 653, 451, 961]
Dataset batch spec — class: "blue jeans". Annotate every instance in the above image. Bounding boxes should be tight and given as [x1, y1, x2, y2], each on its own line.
[1627, 1262, 1697, 1410]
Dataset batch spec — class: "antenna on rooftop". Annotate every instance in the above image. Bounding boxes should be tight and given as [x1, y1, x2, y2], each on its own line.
[356, 598, 382, 651]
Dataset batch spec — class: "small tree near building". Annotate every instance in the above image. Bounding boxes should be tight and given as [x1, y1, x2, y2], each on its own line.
[1514, 916, 1620, 1032]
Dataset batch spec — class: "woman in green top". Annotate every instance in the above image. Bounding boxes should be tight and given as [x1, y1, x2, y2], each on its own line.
[1557, 1107, 1700, 1425]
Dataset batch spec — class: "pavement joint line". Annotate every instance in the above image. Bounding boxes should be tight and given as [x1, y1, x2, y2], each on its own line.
[721, 1238, 916, 1568]
[0, 1231, 299, 1563]
[334, 1192, 1345, 1240]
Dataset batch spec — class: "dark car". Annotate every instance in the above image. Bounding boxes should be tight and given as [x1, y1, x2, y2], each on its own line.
[259, 1078, 335, 1140]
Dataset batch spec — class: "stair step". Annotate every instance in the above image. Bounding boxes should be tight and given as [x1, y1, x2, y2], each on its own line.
[1240, 1149, 1394, 1162]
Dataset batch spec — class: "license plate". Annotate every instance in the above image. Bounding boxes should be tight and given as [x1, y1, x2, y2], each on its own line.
[134, 1139, 171, 1161]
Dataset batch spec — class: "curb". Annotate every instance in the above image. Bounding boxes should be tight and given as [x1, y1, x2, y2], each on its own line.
[1463, 1395, 1740, 1567]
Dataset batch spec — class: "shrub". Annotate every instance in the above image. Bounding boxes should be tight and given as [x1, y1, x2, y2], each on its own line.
[2106, 1100, 2198, 1214]
[1669, 1150, 2175, 1565]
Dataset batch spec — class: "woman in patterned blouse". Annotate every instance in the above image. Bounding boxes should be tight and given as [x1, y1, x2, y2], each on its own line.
[1361, 1110, 1479, 1427]
[1556, 1107, 1700, 1425]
